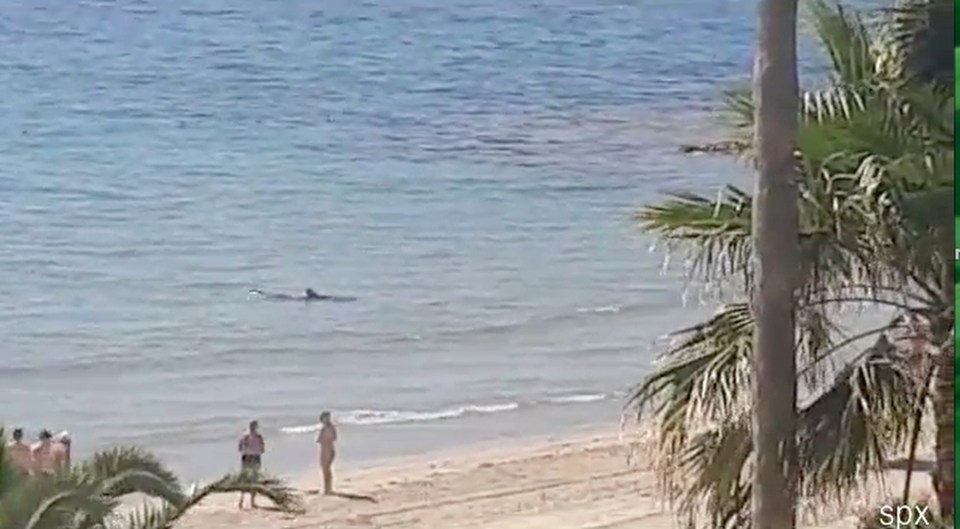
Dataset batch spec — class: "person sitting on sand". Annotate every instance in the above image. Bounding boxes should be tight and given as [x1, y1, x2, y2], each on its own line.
[238, 420, 265, 509]
[51, 431, 71, 471]
[30, 429, 56, 475]
[316, 411, 337, 495]
[6, 428, 32, 474]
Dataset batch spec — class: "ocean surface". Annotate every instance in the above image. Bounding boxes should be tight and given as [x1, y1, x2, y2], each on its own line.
[0, 0, 819, 480]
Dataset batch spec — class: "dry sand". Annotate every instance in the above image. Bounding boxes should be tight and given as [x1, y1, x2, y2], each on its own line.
[173, 430, 934, 529]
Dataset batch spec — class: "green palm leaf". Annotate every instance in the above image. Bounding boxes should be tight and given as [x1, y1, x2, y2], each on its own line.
[635, 321, 919, 528]
[808, 0, 876, 85]
[119, 472, 304, 529]
[0, 441, 305, 529]
[636, 187, 752, 284]
[798, 334, 917, 497]
[182, 472, 303, 514]
[73, 448, 185, 507]
[0, 476, 116, 529]
[882, 0, 953, 86]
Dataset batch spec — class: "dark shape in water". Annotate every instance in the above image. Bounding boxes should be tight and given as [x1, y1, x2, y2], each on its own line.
[249, 288, 356, 303]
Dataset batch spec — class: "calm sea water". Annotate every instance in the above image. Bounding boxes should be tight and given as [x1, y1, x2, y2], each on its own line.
[1, 0, 790, 480]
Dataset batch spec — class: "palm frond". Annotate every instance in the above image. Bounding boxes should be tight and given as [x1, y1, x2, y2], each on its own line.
[842, 111, 953, 304]
[75, 448, 181, 494]
[882, 0, 953, 87]
[0, 476, 117, 529]
[637, 168, 898, 299]
[808, 0, 877, 85]
[643, 331, 920, 528]
[666, 82, 951, 299]
[796, 305, 840, 388]
[630, 301, 933, 526]
[798, 334, 917, 499]
[634, 0, 953, 525]
[0, 429, 26, 501]
[662, 417, 752, 529]
[630, 303, 753, 431]
[798, 87, 941, 168]
[114, 472, 303, 529]
[716, 71, 951, 168]
[636, 187, 752, 284]
[720, 87, 754, 130]
[121, 503, 178, 529]
[0, 443, 306, 529]
[180, 472, 304, 514]
[73, 447, 185, 506]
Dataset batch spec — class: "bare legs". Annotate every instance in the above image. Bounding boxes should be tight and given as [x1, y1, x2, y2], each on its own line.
[321, 452, 335, 495]
[238, 465, 259, 509]
[238, 491, 258, 509]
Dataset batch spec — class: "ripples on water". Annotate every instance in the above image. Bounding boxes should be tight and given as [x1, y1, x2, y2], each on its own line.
[0, 0, 789, 477]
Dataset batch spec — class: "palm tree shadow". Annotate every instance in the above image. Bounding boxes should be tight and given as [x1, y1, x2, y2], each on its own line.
[257, 505, 297, 513]
[302, 488, 378, 503]
[332, 491, 378, 503]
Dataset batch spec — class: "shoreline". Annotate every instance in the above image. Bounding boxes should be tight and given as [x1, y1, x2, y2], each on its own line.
[175, 426, 665, 529]
[171, 425, 929, 529]
[280, 421, 632, 486]
[146, 398, 635, 483]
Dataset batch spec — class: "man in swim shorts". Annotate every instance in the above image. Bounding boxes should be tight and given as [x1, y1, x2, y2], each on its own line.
[31, 429, 58, 475]
[237, 420, 265, 509]
[6, 428, 32, 474]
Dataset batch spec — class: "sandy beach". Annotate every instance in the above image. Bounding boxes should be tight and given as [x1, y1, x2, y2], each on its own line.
[172, 429, 934, 529]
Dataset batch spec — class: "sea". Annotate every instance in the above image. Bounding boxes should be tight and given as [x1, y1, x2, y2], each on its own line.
[0, 0, 825, 481]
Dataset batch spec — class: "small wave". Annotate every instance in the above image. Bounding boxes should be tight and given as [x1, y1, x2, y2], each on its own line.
[281, 423, 324, 434]
[575, 305, 621, 314]
[281, 403, 520, 432]
[280, 393, 617, 434]
[544, 393, 608, 404]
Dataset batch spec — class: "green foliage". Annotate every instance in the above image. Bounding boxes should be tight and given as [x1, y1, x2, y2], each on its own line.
[881, 0, 953, 87]
[630, 0, 953, 527]
[0, 429, 304, 529]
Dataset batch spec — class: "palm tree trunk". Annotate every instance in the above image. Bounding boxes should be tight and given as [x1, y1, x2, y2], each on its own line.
[750, 0, 800, 526]
[932, 339, 953, 518]
[902, 362, 934, 503]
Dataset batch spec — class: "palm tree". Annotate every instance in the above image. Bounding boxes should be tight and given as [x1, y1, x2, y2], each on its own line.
[0, 428, 304, 529]
[931, 336, 953, 517]
[750, 0, 802, 526]
[629, 1, 953, 526]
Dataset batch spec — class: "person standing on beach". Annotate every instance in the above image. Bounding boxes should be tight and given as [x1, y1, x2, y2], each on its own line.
[30, 429, 55, 475]
[316, 411, 337, 495]
[51, 431, 71, 471]
[237, 420, 265, 509]
[6, 428, 32, 474]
